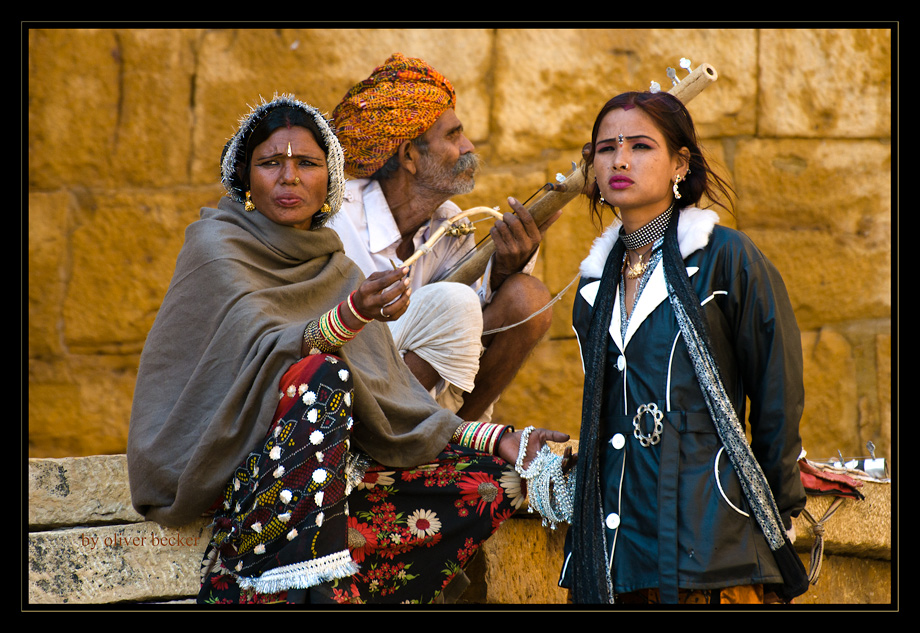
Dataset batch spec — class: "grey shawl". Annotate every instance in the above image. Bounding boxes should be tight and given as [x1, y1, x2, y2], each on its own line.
[127, 198, 460, 527]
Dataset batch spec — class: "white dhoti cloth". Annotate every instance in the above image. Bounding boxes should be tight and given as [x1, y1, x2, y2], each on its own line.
[387, 282, 493, 421]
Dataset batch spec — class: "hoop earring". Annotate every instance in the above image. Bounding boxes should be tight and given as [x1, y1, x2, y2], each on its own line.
[245, 190, 256, 212]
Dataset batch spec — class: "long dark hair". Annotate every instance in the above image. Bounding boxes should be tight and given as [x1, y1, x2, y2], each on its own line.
[582, 91, 734, 229]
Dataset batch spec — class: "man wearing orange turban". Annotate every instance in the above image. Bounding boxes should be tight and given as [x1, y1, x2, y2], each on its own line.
[329, 53, 560, 423]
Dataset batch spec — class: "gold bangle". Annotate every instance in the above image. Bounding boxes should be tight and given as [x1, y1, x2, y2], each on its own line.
[347, 292, 373, 324]
[303, 319, 339, 354]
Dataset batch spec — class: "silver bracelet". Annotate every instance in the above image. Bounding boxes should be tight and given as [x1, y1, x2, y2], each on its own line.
[514, 426, 575, 530]
[514, 426, 534, 473]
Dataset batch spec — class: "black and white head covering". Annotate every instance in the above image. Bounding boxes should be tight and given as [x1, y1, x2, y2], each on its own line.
[220, 94, 346, 227]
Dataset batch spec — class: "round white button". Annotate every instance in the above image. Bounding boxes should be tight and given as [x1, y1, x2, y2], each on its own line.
[617, 355, 626, 371]
[605, 513, 621, 530]
[611, 433, 626, 450]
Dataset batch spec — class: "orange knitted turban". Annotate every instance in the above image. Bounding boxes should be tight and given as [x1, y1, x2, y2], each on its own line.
[332, 53, 456, 178]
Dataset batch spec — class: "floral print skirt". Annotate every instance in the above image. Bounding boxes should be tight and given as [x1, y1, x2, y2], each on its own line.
[198, 354, 523, 605]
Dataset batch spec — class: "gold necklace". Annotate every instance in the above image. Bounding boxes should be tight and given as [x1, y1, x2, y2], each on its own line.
[624, 247, 652, 279]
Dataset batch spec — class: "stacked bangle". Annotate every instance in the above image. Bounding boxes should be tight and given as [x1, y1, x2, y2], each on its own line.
[452, 421, 514, 455]
[303, 301, 364, 354]
[515, 425, 575, 530]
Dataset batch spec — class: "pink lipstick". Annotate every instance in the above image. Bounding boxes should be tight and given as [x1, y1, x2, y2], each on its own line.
[608, 176, 633, 190]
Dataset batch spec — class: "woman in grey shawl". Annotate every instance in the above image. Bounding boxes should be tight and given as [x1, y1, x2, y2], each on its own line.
[127, 95, 566, 604]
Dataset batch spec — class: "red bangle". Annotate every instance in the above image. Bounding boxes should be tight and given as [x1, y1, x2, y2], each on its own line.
[347, 291, 373, 323]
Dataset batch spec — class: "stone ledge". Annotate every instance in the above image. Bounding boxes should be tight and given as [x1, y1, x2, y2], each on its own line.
[27, 454, 892, 605]
[792, 483, 891, 560]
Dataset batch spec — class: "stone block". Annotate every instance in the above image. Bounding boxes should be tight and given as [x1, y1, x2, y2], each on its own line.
[799, 329, 860, 458]
[28, 28, 200, 189]
[28, 355, 140, 458]
[490, 338, 586, 440]
[28, 191, 73, 358]
[748, 228, 890, 331]
[489, 29, 759, 163]
[465, 515, 569, 604]
[758, 29, 891, 138]
[733, 138, 891, 235]
[29, 455, 143, 529]
[28, 520, 210, 604]
[793, 554, 891, 605]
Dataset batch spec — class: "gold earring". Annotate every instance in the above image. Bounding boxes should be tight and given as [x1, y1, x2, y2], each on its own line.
[245, 191, 256, 212]
[672, 175, 682, 199]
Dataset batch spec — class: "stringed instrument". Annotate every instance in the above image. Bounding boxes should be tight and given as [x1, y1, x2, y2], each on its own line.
[418, 60, 719, 288]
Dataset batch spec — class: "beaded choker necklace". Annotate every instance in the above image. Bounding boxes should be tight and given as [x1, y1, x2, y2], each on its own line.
[619, 204, 674, 251]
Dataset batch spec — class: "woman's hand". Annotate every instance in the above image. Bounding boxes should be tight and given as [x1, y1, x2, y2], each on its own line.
[497, 427, 571, 470]
[349, 267, 411, 325]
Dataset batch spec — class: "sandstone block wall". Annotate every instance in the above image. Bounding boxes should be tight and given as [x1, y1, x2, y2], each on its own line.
[28, 27, 892, 469]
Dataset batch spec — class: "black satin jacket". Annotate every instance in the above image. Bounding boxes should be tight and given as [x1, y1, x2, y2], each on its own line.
[560, 218, 806, 596]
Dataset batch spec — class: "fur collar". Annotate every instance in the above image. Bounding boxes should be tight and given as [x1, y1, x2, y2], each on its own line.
[579, 207, 719, 279]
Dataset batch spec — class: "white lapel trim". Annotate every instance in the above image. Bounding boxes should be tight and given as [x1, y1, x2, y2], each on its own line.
[580, 266, 701, 351]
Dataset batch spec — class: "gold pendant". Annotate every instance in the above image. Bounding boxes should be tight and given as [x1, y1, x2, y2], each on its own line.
[625, 253, 646, 279]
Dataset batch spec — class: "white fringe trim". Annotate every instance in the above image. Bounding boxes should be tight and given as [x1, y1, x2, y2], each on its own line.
[235, 549, 359, 594]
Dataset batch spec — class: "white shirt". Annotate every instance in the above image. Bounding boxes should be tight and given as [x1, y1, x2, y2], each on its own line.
[330, 178, 537, 305]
